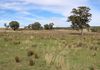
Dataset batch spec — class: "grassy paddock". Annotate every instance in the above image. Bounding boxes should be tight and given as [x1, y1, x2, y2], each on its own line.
[0, 30, 100, 70]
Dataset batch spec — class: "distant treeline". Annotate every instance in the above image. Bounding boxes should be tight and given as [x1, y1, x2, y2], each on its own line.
[53, 27, 72, 30]
[91, 26, 100, 32]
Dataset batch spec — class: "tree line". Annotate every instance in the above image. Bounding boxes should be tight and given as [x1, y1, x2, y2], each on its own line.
[4, 6, 97, 35]
[4, 21, 54, 30]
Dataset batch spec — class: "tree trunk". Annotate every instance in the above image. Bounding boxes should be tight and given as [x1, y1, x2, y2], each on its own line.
[81, 29, 83, 36]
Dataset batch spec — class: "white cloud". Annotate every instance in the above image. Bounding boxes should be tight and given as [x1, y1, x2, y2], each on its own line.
[0, 2, 30, 15]
[21, 0, 89, 16]
[0, 0, 100, 27]
[19, 0, 91, 27]
[0, 0, 89, 16]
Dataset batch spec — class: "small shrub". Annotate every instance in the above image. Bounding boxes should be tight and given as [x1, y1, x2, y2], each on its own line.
[29, 59, 35, 66]
[27, 50, 34, 57]
[15, 56, 20, 63]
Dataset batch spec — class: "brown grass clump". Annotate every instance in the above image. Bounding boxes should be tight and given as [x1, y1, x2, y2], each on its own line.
[15, 56, 20, 63]
[27, 50, 34, 57]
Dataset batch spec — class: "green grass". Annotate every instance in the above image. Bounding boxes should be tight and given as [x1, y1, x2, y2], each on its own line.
[0, 30, 100, 70]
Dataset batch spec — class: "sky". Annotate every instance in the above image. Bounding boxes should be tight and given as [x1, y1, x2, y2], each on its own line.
[0, 0, 100, 27]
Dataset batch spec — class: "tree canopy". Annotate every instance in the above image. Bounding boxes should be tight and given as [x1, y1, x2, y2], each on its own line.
[44, 23, 54, 30]
[9, 21, 20, 30]
[68, 6, 92, 35]
[31, 22, 42, 30]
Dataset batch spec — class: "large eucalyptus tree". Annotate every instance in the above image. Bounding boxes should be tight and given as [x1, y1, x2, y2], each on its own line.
[68, 6, 92, 35]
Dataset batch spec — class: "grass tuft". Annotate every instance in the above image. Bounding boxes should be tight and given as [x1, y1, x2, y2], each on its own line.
[15, 56, 20, 63]
[27, 50, 34, 57]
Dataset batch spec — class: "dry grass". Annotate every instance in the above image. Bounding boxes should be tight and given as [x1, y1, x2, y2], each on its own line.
[0, 30, 100, 70]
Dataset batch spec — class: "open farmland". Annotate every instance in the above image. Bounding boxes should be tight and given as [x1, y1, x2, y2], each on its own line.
[0, 30, 100, 70]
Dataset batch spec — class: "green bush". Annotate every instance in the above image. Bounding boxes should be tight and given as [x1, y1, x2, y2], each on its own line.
[32, 22, 42, 30]
[9, 21, 20, 30]
[44, 23, 54, 30]
[44, 24, 49, 30]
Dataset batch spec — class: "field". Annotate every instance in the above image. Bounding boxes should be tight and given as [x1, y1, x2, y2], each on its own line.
[0, 30, 100, 70]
